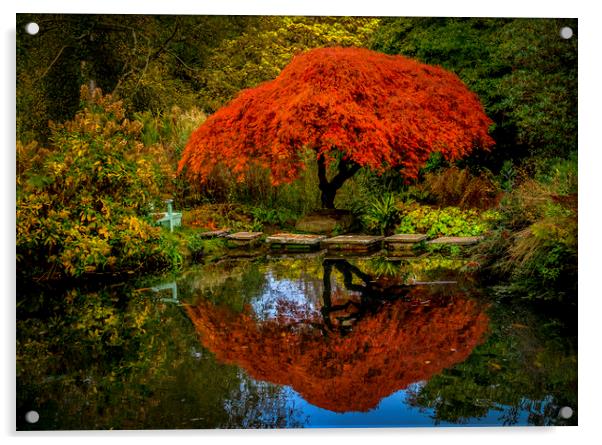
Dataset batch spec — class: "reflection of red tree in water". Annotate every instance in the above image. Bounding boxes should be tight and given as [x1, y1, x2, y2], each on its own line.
[185, 287, 488, 413]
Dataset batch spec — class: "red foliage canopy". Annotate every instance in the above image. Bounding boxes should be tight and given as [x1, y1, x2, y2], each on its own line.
[185, 288, 489, 413]
[178, 47, 494, 184]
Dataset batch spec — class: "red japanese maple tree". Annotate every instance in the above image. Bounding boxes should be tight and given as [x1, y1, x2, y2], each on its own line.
[178, 47, 494, 208]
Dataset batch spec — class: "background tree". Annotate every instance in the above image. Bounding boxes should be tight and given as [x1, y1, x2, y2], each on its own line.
[16, 15, 378, 143]
[198, 16, 380, 112]
[178, 47, 494, 209]
[16, 14, 247, 141]
[371, 17, 577, 167]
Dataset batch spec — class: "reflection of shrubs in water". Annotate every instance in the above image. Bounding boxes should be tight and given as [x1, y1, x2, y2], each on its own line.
[185, 287, 488, 413]
[359, 255, 470, 285]
[406, 302, 577, 426]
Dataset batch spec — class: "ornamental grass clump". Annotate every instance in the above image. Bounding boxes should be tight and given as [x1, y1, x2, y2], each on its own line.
[475, 157, 577, 303]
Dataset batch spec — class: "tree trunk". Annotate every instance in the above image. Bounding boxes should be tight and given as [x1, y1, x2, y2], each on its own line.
[317, 155, 360, 209]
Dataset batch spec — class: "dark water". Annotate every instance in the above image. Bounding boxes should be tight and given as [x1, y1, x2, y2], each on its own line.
[16, 253, 577, 429]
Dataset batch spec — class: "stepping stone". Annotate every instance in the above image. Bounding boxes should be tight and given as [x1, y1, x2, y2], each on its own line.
[427, 236, 484, 246]
[384, 252, 430, 261]
[385, 234, 428, 243]
[197, 229, 230, 239]
[384, 233, 428, 253]
[266, 233, 328, 251]
[226, 231, 263, 247]
[321, 235, 384, 252]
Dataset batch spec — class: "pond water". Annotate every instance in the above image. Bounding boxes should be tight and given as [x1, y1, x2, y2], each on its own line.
[16, 253, 577, 429]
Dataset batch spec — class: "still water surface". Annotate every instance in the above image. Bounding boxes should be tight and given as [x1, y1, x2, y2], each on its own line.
[17, 254, 577, 429]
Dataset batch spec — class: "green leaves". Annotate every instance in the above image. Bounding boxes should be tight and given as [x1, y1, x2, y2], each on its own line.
[199, 17, 381, 112]
[372, 18, 577, 163]
[362, 193, 399, 236]
[395, 205, 501, 238]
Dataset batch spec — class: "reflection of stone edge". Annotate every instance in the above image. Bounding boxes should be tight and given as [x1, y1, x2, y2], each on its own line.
[267, 249, 328, 260]
[323, 250, 383, 260]
[268, 243, 320, 252]
[324, 245, 381, 252]
[384, 242, 426, 254]
[322, 239, 383, 253]
[384, 252, 431, 261]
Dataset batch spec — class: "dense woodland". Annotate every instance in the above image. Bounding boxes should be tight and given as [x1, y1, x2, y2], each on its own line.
[16, 15, 577, 305]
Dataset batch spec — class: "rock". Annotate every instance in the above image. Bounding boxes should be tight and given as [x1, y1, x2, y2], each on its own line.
[295, 210, 355, 235]
[226, 231, 263, 247]
[266, 233, 328, 251]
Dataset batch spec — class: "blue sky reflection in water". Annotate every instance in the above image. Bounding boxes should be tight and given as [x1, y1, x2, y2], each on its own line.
[276, 385, 535, 428]
[17, 255, 577, 429]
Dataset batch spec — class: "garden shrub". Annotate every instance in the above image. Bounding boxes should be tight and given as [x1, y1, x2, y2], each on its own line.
[250, 206, 298, 231]
[181, 204, 254, 232]
[482, 215, 577, 304]
[362, 193, 400, 235]
[395, 205, 501, 238]
[134, 106, 207, 206]
[476, 157, 577, 303]
[16, 86, 182, 280]
[180, 149, 321, 216]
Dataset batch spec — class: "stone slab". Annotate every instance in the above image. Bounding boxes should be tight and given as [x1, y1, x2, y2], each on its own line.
[321, 235, 384, 246]
[321, 235, 384, 254]
[265, 233, 328, 245]
[227, 232, 263, 241]
[384, 234, 428, 243]
[226, 231, 264, 248]
[427, 236, 484, 246]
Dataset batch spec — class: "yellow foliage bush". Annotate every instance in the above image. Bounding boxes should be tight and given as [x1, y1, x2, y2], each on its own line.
[17, 86, 181, 280]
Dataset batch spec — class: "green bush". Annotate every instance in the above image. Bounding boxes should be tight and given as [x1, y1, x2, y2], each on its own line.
[476, 157, 577, 303]
[395, 205, 501, 238]
[362, 193, 400, 235]
[250, 206, 298, 230]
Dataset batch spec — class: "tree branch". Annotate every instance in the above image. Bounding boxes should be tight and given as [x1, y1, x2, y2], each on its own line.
[150, 20, 180, 61]
[330, 158, 361, 189]
[167, 50, 202, 72]
[37, 45, 68, 81]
